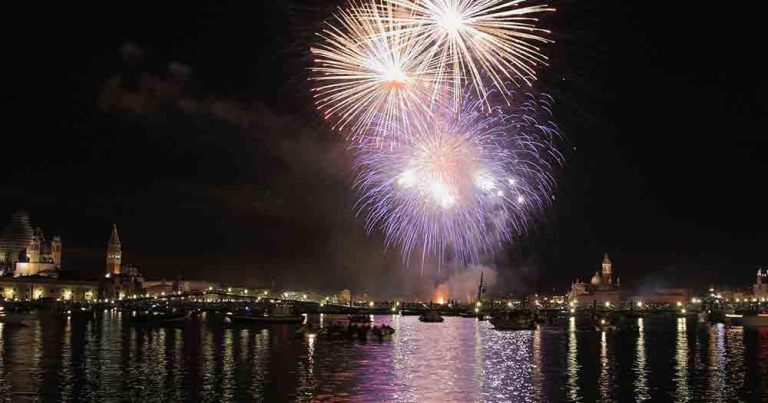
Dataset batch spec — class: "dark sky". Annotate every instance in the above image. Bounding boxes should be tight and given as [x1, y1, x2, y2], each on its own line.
[2, 1, 766, 295]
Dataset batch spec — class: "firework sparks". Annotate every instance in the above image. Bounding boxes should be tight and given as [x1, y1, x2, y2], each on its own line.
[311, 1, 438, 144]
[385, 0, 554, 104]
[353, 91, 561, 265]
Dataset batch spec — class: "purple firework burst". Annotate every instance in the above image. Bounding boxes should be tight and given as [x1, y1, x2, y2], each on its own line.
[353, 91, 561, 266]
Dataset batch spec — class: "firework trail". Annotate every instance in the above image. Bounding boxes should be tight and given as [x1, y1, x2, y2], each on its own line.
[352, 90, 561, 266]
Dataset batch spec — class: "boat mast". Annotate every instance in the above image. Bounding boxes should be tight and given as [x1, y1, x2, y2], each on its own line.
[477, 269, 484, 303]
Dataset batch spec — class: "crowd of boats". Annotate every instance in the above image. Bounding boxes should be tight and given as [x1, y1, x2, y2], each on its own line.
[2, 299, 767, 336]
[410, 305, 768, 332]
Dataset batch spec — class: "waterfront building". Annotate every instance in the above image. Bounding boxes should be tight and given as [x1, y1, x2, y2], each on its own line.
[143, 279, 175, 295]
[632, 288, 690, 305]
[0, 276, 96, 302]
[175, 280, 220, 292]
[569, 253, 627, 306]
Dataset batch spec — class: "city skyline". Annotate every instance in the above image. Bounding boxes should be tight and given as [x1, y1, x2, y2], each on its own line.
[1, 0, 766, 295]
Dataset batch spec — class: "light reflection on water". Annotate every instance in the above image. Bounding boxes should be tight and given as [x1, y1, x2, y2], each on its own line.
[566, 317, 580, 401]
[634, 318, 649, 401]
[0, 313, 766, 401]
[675, 317, 690, 401]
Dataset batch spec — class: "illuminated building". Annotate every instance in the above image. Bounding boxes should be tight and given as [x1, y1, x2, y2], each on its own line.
[632, 288, 690, 305]
[0, 277, 97, 302]
[337, 289, 351, 305]
[0, 211, 62, 277]
[569, 253, 626, 306]
[755, 268, 768, 299]
[101, 225, 144, 298]
[106, 224, 121, 275]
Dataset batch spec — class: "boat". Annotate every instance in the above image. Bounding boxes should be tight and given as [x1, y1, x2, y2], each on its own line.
[595, 317, 618, 332]
[418, 310, 444, 323]
[59, 304, 96, 321]
[0, 306, 34, 326]
[370, 324, 395, 341]
[697, 311, 709, 323]
[128, 309, 191, 325]
[228, 304, 304, 324]
[490, 310, 537, 330]
[229, 312, 304, 324]
[400, 309, 423, 316]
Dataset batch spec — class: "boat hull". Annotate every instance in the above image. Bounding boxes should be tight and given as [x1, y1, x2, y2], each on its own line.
[129, 311, 191, 325]
[230, 315, 304, 324]
[732, 314, 768, 327]
[418, 317, 444, 323]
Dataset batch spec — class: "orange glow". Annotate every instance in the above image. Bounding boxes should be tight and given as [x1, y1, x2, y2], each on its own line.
[433, 283, 450, 305]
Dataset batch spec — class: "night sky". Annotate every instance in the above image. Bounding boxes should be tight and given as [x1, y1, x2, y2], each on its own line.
[2, 1, 766, 296]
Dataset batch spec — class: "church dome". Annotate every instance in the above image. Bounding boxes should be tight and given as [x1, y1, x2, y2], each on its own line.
[0, 210, 34, 262]
[590, 272, 602, 286]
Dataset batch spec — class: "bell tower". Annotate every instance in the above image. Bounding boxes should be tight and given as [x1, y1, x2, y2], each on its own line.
[601, 252, 612, 285]
[106, 224, 122, 275]
[51, 236, 62, 268]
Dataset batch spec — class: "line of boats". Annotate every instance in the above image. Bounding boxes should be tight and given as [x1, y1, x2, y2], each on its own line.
[4, 300, 767, 333]
[413, 306, 768, 332]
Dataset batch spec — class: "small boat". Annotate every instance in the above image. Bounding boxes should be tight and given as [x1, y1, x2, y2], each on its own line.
[60, 304, 96, 321]
[294, 324, 319, 338]
[595, 317, 618, 332]
[229, 312, 304, 324]
[0, 308, 34, 326]
[490, 310, 537, 330]
[129, 309, 190, 325]
[418, 310, 444, 323]
[229, 304, 304, 324]
[697, 311, 709, 323]
[370, 324, 395, 341]
[400, 309, 423, 316]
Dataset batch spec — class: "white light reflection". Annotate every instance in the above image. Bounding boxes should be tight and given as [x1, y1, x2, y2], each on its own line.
[599, 330, 612, 401]
[566, 316, 580, 401]
[707, 324, 726, 401]
[674, 318, 690, 400]
[633, 318, 649, 400]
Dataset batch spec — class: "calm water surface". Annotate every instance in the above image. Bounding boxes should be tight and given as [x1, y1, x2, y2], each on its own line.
[1, 312, 767, 401]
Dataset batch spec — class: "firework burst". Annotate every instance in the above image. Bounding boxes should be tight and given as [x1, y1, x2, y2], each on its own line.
[385, 0, 554, 105]
[311, 1, 438, 144]
[353, 91, 561, 265]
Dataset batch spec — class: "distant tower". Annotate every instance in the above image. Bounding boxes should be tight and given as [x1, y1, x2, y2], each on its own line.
[601, 252, 613, 285]
[27, 229, 42, 263]
[106, 224, 122, 275]
[759, 268, 763, 286]
[51, 236, 62, 268]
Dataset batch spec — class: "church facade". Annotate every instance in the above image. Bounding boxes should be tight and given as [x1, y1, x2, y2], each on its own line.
[0, 211, 62, 277]
[569, 253, 627, 306]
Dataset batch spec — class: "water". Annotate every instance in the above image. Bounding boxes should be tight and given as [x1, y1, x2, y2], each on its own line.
[1, 312, 767, 401]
